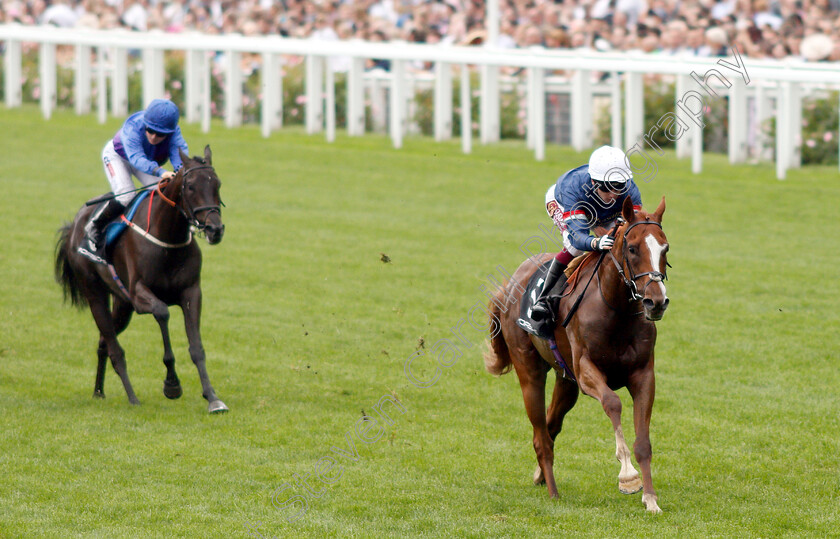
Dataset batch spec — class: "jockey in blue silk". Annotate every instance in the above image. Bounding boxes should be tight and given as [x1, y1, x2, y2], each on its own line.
[79, 99, 189, 263]
[530, 145, 643, 322]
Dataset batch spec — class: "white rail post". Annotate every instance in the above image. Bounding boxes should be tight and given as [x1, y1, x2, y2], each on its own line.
[142, 47, 164, 107]
[480, 64, 500, 144]
[533, 66, 545, 161]
[776, 81, 790, 180]
[434, 61, 453, 141]
[790, 83, 802, 169]
[691, 115, 703, 174]
[571, 69, 592, 152]
[610, 71, 622, 150]
[201, 52, 211, 133]
[260, 52, 281, 138]
[75, 45, 92, 115]
[728, 77, 747, 163]
[390, 59, 405, 149]
[325, 60, 335, 143]
[185, 49, 203, 124]
[347, 57, 364, 136]
[111, 47, 128, 116]
[754, 83, 771, 161]
[305, 55, 324, 134]
[224, 50, 243, 128]
[461, 64, 471, 154]
[624, 71, 643, 148]
[39, 42, 56, 119]
[675, 73, 690, 158]
[526, 67, 535, 150]
[96, 46, 107, 124]
[4, 39, 22, 107]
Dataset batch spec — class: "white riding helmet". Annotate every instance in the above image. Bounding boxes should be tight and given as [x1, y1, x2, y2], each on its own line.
[588, 145, 633, 185]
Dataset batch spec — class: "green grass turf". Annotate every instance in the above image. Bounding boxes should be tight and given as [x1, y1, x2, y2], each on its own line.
[0, 106, 838, 538]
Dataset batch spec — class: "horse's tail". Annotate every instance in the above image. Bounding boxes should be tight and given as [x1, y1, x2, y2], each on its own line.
[54, 223, 87, 308]
[483, 287, 513, 377]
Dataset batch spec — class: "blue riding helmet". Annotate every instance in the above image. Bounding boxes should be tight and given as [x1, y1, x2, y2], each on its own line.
[144, 99, 180, 134]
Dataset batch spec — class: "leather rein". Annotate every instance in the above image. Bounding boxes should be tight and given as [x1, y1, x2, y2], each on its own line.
[605, 220, 669, 303]
[155, 164, 223, 232]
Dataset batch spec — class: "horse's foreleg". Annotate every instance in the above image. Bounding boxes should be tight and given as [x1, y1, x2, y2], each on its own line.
[130, 283, 182, 400]
[577, 356, 642, 496]
[88, 292, 139, 405]
[180, 285, 227, 414]
[628, 362, 661, 513]
[533, 371, 579, 486]
[94, 298, 134, 398]
[513, 360, 555, 496]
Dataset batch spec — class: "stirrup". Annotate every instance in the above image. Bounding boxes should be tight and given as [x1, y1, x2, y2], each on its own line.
[77, 244, 106, 265]
[530, 300, 552, 321]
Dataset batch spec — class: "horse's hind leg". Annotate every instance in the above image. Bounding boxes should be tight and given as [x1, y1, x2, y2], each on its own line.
[577, 356, 642, 496]
[88, 291, 139, 405]
[181, 285, 227, 413]
[628, 361, 661, 513]
[533, 372, 579, 485]
[93, 298, 133, 398]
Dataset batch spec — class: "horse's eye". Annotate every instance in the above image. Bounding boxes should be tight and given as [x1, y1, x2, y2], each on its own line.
[628, 246, 637, 255]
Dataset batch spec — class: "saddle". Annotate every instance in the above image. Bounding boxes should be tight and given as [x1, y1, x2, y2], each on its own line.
[102, 190, 150, 252]
[516, 254, 592, 339]
[516, 259, 568, 339]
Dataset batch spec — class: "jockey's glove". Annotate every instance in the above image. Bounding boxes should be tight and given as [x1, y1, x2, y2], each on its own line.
[593, 235, 615, 251]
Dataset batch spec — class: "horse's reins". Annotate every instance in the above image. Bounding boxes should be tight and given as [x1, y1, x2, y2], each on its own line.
[157, 165, 223, 231]
[559, 220, 622, 328]
[121, 165, 223, 248]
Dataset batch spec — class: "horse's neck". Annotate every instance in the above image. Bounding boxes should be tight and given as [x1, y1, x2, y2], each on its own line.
[145, 185, 188, 242]
[597, 250, 640, 317]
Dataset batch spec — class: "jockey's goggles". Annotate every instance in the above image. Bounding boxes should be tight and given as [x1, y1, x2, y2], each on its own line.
[595, 179, 626, 193]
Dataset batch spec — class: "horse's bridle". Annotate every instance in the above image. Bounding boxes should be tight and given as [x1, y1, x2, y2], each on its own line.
[607, 220, 669, 302]
[175, 164, 223, 231]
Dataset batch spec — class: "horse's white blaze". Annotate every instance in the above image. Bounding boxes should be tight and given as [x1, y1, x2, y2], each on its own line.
[645, 234, 668, 297]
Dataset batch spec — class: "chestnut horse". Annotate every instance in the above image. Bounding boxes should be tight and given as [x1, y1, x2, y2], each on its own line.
[54, 146, 228, 413]
[484, 196, 669, 513]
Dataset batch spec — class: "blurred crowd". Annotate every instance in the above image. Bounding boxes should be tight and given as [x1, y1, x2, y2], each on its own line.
[3, 0, 840, 62]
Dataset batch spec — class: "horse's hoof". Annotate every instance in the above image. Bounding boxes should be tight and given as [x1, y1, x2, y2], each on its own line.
[619, 476, 643, 495]
[93, 390, 105, 399]
[533, 466, 546, 485]
[642, 493, 662, 513]
[128, 398, 141, 406]
[163, 382, 183, 400]
[208, 400, 229, 414]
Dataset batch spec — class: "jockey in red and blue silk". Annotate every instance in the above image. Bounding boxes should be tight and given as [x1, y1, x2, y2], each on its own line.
[531, 145, 642, 321]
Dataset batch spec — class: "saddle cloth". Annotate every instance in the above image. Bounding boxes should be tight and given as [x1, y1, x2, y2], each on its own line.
[516, 259, 568, 339]
[103, 190, 151, 249]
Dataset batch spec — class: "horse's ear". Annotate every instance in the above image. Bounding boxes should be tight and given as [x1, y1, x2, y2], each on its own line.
[204, 145, 212, 165]
[621, 195, 635, 223]
[179, 148, 189, 165]
[652, 196, 666, 223]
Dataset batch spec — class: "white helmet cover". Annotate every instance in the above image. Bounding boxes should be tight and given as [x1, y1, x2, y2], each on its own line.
[588, 145, 633, 184]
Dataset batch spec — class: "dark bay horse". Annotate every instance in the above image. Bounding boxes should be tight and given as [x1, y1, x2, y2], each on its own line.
[484, 196, 669, 513]
[55, 146, 228, 413]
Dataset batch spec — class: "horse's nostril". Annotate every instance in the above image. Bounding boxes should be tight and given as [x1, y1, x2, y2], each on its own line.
[663, 298, 670, 309]
[642, 298, 655, 310]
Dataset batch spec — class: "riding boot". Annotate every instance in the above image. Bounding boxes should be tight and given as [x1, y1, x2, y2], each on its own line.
[530, 257, 568, 321]
[78, 198, 125, 263]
